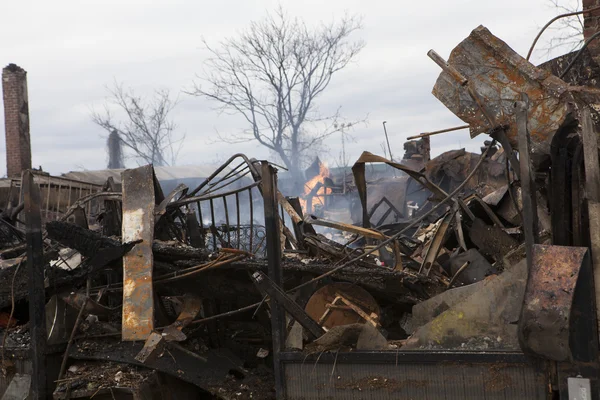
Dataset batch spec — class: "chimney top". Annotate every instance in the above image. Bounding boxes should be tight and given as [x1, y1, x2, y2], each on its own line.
[3, 64, 26, 74]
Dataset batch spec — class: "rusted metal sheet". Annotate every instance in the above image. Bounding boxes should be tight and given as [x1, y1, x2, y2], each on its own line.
[519, 244, 590, 361]
[432, 25, 572, 167]
[162, 294, 203, 342]
[121, 165, 156, 341]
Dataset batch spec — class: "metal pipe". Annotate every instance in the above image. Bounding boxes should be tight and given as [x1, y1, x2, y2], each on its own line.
[407, 124, 469, 140]
[209, 199, 217, 250]
[249, 188, 254, 253]
[223, 196, 231, 245]
[382, 121, 394, 162]
[427, 50, 468, 86]
[235, 192, 241, 249]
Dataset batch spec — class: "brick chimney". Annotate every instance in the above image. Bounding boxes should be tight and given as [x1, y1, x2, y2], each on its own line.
[584, 0, 600, 58]
[2, 64, 31, 177]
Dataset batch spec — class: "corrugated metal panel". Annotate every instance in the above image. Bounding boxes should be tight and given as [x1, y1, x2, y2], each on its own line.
[284, 361, 547, 399]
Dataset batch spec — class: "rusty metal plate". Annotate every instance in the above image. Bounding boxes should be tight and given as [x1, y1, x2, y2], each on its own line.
[122, 165, 156, 341]
[432, 26, 571, 167]
[518, 244, 590, 361]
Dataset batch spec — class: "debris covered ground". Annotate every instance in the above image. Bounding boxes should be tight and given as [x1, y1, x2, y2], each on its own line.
[1, 21, 600, 400]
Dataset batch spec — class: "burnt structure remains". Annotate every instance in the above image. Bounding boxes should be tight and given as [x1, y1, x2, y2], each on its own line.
[2, 9, 600, 400]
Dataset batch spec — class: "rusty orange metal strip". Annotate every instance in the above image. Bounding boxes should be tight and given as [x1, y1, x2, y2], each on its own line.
[121, 165, 156, 341]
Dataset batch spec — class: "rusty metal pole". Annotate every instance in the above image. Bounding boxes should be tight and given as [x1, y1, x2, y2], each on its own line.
[581, 107, 600, 336]
[23, 170, 47, 399]
[515, 98, 539, 264]
[261, 162, 286, 398]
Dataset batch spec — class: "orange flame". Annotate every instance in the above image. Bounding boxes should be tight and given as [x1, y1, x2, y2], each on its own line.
[300, 162, 331, 214]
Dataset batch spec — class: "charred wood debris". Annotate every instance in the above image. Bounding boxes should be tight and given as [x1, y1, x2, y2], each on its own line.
[1, 24, 600, 399]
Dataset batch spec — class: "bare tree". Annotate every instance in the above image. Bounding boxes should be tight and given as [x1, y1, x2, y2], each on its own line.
[539, 0, 585, 57]
[189, 7, 364, 192]
[92, 81, 184, 167]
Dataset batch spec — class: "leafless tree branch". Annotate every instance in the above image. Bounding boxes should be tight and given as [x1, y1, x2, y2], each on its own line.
[91, 81, 185, 167]
[538, 0, 585, 57]
[188, 6, 365, 190]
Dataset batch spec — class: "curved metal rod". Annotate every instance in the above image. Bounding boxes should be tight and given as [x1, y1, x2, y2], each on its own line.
[447, 261, 470, 288]
[187, 154, 261, 197]
[527, 5, 600, 61]
[168, 181, 262, 208]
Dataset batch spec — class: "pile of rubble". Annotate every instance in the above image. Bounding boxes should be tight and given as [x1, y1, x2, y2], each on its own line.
[1, 23, 600, 399]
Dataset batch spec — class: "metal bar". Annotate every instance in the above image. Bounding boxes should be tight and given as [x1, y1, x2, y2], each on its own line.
[252, 271, 325, 339]
[209, 198, 217, 250]
[305, 215, 387, 240]
[186, 210, 203, 248]
[427, 49, 468, 86]
[87, 184, 93, 218]
[45, 175, 52, 220]
[223, 196, 231, 245]
[205, 161, 246, 190]
[382, 121, 394, 162]
[235, 192, 241, 249]
[197, 201, 203, 229]
[249, 188, 254, 253]
[23, 170, 47, 399]
[121, 166, 156, 341]
[515, 98, 539, 266]
[581, 107, 600, 338]
[260, 162, 286, 398]
[453, 204, 468, 251]
[67, 181, 73, 210]
[170, 181, 261, 208]
[55, 182, 62, 220]
[407, 124, 470, 140]
[202, 167, 251, 196]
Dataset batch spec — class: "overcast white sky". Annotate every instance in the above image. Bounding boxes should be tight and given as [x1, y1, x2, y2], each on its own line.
[0, 0, 580, 176]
